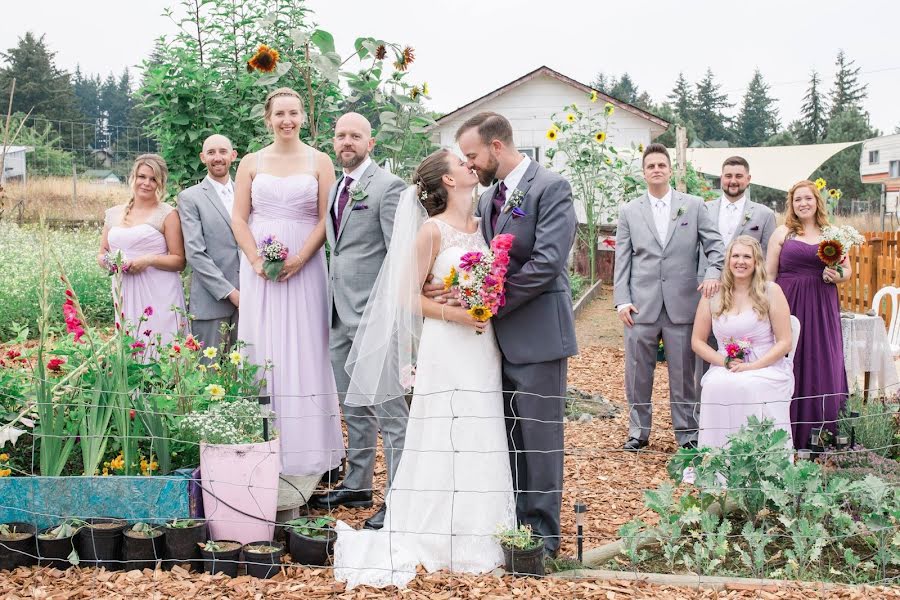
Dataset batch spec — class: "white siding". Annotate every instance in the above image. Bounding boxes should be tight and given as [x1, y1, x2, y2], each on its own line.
[0, 149, 27, 183]
[860, 134, 900, 180]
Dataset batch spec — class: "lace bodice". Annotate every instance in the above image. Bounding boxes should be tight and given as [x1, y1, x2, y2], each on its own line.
[426, 217, 487, 254]
[104, 202, 174, 232]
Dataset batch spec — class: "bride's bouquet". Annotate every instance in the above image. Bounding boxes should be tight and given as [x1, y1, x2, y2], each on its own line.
[817, 225, 865, 277]
[443, 233, 515, 334]
[257, 235, 289, 281]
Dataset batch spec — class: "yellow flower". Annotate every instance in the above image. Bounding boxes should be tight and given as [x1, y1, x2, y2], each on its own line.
[590, 90, 599, 103]
[422, 82, 430, 96]
[0, 453, 8, 462]
[247, 44, 280, 73]
[0, 468, 10, 477]
[566, 113, 576, 123]
[203, 347, 218, 359]
[828, 188, 839, 199]
[206, 383, 226, 400]
[198, 364, 207, 373]
[102, 467, 109, 476]
[442, 265, 457, 290]
[815, 178, 827, 190]
[594, 131, 607, 144]
[410, 85, 421, 100]
[467, 305, 492, 322]
[229, 351, 243, 365]
[637, 143, 645, 153]
[605, 157, 613, 165]
[211, 363, 221, 371]
[604, 102, 615, 116]
[546, 128, 558, 141]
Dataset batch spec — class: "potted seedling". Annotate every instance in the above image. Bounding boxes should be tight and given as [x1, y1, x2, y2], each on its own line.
[495, 524, 545, 577]
[285, 516, 336, 566]
[77, 517, 127, 570]
[37, 519, 83, 569]
[198, 539, 242, 577]
[163, 518, 207, 571]
[0, 522, 37, 570]
[243, 541, 284, 579]
[122, 522, 165, 571]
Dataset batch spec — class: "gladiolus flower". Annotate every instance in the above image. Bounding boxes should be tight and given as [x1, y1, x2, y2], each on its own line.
[47, 357, 67, 373]
[143, 329, 152, 337]
[247, 44, 280, 73]
[143, 306, 154, 317]
[130, 341, 146, 353]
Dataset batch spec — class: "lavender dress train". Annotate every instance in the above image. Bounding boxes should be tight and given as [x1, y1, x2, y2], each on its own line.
[776, 238, 849, 449]
[105, 203, 186, 351]
[238, 151, 344, 476]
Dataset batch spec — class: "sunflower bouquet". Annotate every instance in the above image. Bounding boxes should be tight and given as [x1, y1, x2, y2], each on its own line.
[442, 233, 515, 334]
[817, 225, 865, 277]
[256, 235, 289, 281]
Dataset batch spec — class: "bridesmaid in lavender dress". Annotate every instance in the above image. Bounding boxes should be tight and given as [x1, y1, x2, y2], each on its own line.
[232, 87, 344, 478]
[767, 180, 851, 449]
[98, 154, 187, 354]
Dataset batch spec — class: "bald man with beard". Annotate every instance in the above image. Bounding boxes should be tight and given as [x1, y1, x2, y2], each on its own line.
[178, 134, 242, 353]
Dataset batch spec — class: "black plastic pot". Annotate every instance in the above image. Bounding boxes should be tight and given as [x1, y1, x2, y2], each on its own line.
[0, 522, 37, 571]
[199, 540, 242, 577]
[286, 527, 336, 566]
[502, 539, 545, 577]
[77, 517, 127, 570]
[37, 527, 78, 569]
[122, 527, 165, 571]
[243, 541, 284, 579]
[163, 521, 206, 571]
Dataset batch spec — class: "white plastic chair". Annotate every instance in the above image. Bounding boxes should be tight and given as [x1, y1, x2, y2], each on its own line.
[787, 315, 801, 362]
[872, 285, 900, 357]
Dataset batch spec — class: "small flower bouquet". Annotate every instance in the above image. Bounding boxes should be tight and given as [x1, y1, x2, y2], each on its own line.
[723, 337, 752, 368]
[102, 249, 129, 275]
[443, 233, 515, 334]
[817, 225, 865, 277]
[257, 235, 289, 281]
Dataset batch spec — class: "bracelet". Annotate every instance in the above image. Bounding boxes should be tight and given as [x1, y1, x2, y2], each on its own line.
[441, 305, 446, 322]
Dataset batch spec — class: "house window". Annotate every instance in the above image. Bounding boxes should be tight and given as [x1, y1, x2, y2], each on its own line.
[869, 150, 880, 164]
[519, 147, 540, 160]
[890, 160, 900, 178]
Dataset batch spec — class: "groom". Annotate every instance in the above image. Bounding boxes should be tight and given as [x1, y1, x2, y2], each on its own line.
[308, 112, 408, 531]
[452, 112, 578, 557]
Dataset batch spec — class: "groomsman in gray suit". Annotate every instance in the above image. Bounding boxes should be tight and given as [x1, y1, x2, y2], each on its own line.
[695, 156, 777, 390]
[307, 113, 408, 530]
[455, 112, 578, 557]
[614, 143, 725, 451]
[178, 134, 241, 352]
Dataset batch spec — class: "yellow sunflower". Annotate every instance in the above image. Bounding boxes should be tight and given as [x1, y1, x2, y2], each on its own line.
[443, 265, 457, 290]
[815, 178, 827, 190]
[604, 102, 615, 116]
[247, 44, 280, 73]
[422, 82, 430, 96]
[468, 305, 492, 322]
[637, 143, 645, 153]
[594, 131, 607, 143]
[828, 188, 839, 199]
[590, 90, 599, 103]
[546, 127, 559, 141]
[566, 113, 576, 123]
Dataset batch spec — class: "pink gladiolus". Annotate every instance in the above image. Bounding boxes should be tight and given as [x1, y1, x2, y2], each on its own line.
[144, 306, 154, 317]
[143, 329, 152, 337]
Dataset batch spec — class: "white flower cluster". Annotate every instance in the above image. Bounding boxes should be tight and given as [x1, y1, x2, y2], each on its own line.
[822, 225, 866, 256]
[180, 399, 274, 445]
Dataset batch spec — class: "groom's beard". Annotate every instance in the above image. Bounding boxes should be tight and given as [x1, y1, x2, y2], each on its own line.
[477, 155, 500, 187]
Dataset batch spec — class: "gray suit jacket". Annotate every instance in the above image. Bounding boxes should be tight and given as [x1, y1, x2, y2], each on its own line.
[475, 160, 578, 365]
[613, 190, 725, 325]
[326, 161, 405, 330]
[177, 179, 240, 321]
[697, 197, 777, 283]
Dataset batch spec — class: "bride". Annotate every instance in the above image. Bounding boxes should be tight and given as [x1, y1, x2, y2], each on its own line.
[332, 149, 515, 589]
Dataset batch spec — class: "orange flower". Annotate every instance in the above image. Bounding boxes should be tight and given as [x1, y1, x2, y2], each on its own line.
[375, 45, 387, 60]
[394, 46, 415, 71]
[247, 44, 280, 73]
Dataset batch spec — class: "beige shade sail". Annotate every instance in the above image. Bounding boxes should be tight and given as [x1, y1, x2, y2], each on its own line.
[672, 142, 861, 192]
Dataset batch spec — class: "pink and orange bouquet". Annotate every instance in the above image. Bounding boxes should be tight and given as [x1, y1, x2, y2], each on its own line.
[257, 234, 289, 281]
[723, 337, 752, 368]
[443, 233, 515, 334]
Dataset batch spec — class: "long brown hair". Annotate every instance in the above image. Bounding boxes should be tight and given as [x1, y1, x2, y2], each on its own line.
[715, 235, 769, 320]
[123, 153, 168, 226]
[412, 149, 451, 216]
[784, 180, 828, 237]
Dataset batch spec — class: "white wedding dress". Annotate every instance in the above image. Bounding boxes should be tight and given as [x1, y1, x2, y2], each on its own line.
[333, 218, 516, 589]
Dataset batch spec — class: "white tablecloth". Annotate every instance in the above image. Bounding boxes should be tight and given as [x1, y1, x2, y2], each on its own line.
[841, 313, 900, 395]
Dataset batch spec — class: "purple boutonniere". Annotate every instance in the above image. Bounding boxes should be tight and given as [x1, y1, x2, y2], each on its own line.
[511, 206, 527, 219]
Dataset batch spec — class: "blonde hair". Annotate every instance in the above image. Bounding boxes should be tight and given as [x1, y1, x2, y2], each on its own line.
[715, 235, 769, 320]
[263, 87, 306, 127]
[124, 153, 168, 226]
[784, 180, 829, 237]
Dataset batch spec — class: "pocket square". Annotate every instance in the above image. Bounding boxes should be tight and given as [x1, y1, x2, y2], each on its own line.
[352, 204, 369, 211]
[680, 221, 689, 227]
[749, 225, 759, 231]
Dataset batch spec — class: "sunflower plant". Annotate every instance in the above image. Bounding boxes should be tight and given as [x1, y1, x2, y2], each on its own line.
[546, 96, 645, 284]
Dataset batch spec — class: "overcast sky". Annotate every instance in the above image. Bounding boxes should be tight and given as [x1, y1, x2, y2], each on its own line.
[2, 0, 898, 134]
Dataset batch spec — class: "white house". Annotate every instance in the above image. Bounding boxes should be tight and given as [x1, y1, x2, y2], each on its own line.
[861, 134, 900, 214]
[0, 145, 32, 184]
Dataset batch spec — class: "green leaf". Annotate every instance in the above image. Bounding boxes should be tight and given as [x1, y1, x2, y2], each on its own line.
[275, 61, 292, 76]
[311, 29, 336, 55]
[290, 29, 310, 46]
[254, 74, 281, 87]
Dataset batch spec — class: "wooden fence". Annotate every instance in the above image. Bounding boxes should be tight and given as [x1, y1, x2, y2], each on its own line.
[839, 233, 900, 322]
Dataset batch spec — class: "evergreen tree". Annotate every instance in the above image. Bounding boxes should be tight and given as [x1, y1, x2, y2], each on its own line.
[829, 50, 867, 119]
[590, 72, 613, 95]
[814, 107, 879, 201]
[693, 68, 732, 143]
[797, 70, 828, 143]
[667, 72, 695, 123]
[609, 73, 639, 104]
[734, 69, 780, 146]
[0, 32, 82, 123]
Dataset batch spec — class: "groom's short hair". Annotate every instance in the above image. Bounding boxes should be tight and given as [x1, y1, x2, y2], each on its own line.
[455, 112, 514, 147]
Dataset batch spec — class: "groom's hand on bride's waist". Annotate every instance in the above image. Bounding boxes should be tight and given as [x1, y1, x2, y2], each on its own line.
[422, 275, 460, 306]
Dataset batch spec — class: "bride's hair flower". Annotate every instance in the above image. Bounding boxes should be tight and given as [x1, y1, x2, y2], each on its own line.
[247, 44, 280, 73]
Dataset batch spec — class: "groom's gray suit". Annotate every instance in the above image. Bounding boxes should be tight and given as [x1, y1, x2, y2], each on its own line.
[178, 177, 240, 350]
[476, 158, 578, 555]
[326, 160, 409, 494]
[614, 190, 724, 446]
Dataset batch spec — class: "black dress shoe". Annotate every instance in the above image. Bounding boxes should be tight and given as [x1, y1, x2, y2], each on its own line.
[623, 437, 649, 451]
[363, 504, 386, 530]
[306, 486, 373, 510]
[322, 465, 342, 487]
[680, 441, 698, 450]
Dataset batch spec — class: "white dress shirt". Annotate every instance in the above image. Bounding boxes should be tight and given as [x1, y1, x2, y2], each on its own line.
[500, 154, 531, 194]
[333, 156, 373, 220]
[648, 188, 672, 243]
[718, 195, 746, 242]
[206, 176, 235, 217]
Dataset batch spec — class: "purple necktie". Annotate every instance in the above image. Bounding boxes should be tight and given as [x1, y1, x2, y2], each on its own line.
[491, 182, 507, 232]
[334, 176, 354, 231]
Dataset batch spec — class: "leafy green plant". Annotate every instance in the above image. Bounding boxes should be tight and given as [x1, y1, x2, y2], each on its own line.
[180, 398, 272, 445]
[493, 523, 541, 551]
[616, 520, 649, 566]
[734, 520, 774, 579]
[838, 392, 898, 458]
[286, 516, 335, 539]
[165, 518, 198, 529]
[681, 511, 731, 576]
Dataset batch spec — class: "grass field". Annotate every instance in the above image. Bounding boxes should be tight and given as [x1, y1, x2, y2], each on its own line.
[2, 177, 128, 222]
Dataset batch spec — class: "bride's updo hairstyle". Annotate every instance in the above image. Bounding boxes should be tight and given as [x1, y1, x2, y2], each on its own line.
[412, 148, 451, 217]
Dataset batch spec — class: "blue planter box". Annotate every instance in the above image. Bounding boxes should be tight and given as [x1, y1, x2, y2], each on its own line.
[0, 470, 196, 529]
